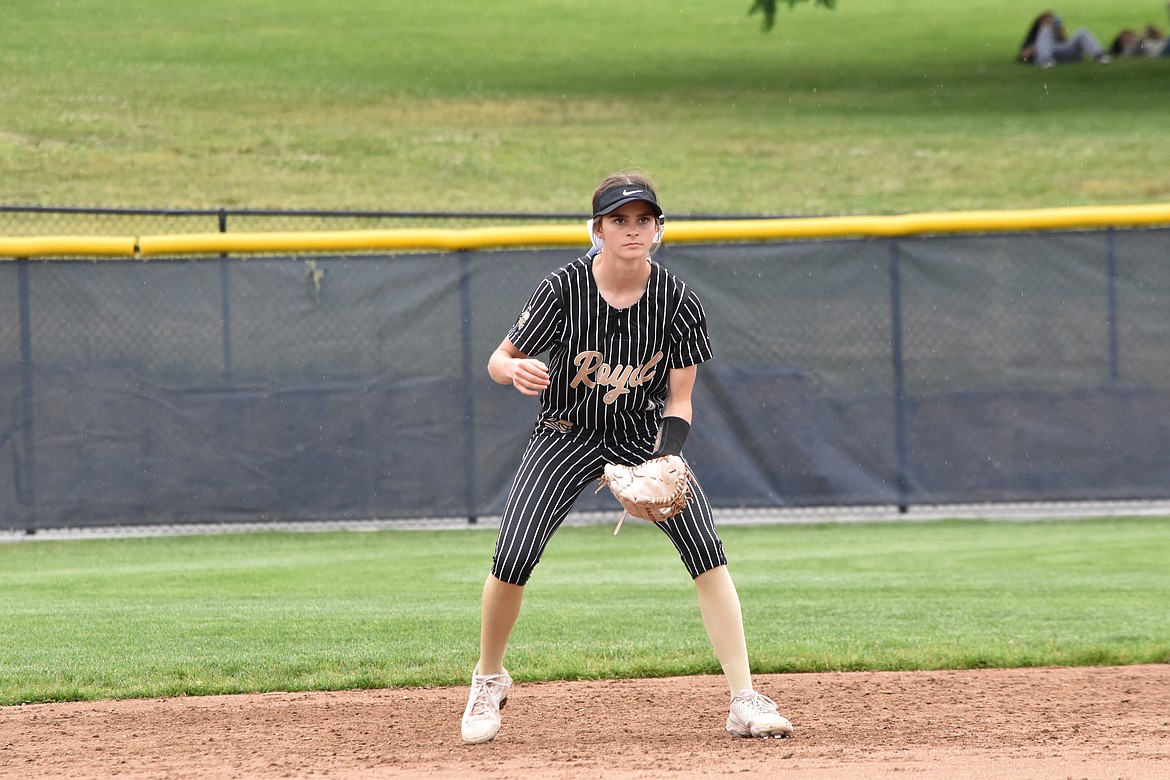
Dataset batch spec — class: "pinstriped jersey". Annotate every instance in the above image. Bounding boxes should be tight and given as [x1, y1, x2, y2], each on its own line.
[506, 256, 712, 437]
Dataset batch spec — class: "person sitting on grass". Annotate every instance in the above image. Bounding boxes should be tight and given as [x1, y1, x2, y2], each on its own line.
[1109, 25, 1170, 58]
[1019, 11, 1111, 67]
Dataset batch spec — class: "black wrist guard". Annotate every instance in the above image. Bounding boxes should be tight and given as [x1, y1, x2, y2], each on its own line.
[651, 416, 690, 458]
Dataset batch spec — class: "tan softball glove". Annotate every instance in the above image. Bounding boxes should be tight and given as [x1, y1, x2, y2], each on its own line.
[597, 455, 692, 535]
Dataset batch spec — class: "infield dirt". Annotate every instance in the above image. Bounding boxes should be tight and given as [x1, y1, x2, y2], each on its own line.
[2, 665, 1166, 779]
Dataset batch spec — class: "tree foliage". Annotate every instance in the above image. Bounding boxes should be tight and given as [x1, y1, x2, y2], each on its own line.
[749, 0, 836, 31]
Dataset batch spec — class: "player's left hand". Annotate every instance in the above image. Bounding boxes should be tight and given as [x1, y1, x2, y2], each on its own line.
[597, 455, 692, 534]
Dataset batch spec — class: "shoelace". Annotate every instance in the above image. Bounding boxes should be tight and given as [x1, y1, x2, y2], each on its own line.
[467, 677, 505, 717]
[736, 691, 778, 717]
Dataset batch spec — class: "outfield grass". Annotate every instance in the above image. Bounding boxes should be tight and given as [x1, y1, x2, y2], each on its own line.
[2, 0, 1167, 215]
[2, 517, 1167, 705]
[3, 2, 1168, 707]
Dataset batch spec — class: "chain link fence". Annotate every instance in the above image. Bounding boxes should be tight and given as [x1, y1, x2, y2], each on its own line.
[2, 207, 1169, 531]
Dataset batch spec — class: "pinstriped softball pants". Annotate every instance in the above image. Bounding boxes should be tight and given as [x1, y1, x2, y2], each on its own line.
[491, 423, 727, 586]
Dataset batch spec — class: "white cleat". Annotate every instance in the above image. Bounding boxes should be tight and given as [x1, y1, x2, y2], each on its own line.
[460, 668, 512, 744]
[726, 689, 794, 738]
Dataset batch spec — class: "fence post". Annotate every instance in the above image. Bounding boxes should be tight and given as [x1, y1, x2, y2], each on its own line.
[16, 258, 37, 532]
[458, 251, 478, 524]
[218, 209, 234, 383]
[1106, 228, 1120, 383]
[888, 240, 910, 513]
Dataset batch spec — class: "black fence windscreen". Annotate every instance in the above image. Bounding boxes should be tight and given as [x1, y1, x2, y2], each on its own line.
[2, 227, 1169, 531]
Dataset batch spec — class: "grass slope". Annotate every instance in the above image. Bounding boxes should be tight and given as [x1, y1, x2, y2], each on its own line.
[1, 0, 1167, 213]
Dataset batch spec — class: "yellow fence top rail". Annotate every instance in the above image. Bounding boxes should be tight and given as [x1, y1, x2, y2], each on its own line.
[3, 203, 1170, 259]
[0, 236, 139, 258]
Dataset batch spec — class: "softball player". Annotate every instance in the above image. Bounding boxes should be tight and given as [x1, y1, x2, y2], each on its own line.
[461, 173, 793, 744]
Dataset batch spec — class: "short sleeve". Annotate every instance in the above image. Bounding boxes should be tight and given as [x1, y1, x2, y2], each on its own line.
[506, 277, 563, 358]
[669, 288, 713, 369]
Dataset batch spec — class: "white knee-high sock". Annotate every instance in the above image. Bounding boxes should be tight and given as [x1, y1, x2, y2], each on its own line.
[694, 565, 753, 697]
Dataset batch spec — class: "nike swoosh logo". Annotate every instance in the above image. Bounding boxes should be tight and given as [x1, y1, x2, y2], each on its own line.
[622, 189, 643, 196]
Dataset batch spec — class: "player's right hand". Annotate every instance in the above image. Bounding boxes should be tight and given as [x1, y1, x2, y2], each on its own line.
[510, 358, 550, 396]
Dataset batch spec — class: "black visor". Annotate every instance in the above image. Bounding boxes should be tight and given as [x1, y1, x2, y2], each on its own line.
[591, 184, 664, 219]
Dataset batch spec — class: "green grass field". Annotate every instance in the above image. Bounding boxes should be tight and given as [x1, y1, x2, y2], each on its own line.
[2, 0, 1168, 215]
[3, 2, 1169, 706]
[2, 517, 1167, 705]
